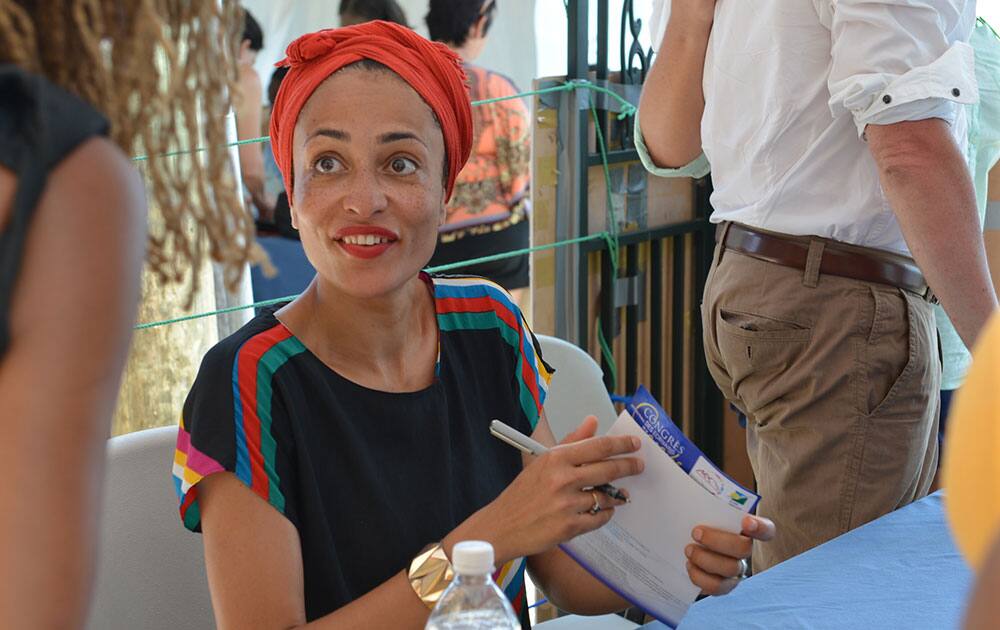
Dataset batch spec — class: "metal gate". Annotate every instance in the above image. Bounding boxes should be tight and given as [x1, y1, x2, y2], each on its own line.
[541, 0, 724, 462]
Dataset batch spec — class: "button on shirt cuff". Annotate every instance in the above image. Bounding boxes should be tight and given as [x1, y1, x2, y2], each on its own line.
[842, 41, 978, 138]
[633, 115, 711, 179]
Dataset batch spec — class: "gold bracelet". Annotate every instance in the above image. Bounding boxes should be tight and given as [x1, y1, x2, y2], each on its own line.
[408, 543, 455, 609]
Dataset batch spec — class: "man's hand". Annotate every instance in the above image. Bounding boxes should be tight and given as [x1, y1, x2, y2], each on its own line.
[686, 514, 776, 595]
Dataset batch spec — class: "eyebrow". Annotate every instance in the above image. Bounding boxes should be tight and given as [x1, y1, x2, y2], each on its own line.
[378, 131, 426, 148]
[304, 128, 427, 148]
[306, 128, 349, 142]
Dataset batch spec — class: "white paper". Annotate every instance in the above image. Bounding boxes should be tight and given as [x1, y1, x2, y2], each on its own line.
[560, 411, 746, 627]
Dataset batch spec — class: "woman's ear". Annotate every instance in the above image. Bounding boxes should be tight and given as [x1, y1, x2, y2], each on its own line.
[465, 13, 488, 43]
[474, 14, 488, 39]
[290, 200, 299, 230]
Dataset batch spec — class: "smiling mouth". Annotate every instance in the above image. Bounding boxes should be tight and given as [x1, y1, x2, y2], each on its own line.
[338, 234, 395, 246]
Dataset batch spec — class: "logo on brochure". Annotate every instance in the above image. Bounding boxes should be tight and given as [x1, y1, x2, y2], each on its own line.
[634, 402, 685, 461]
[693, 468, 725, 496]
[729, 491, 749, 506]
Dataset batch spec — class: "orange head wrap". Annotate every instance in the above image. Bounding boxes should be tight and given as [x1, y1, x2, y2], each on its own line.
[269, 21, 474, 202]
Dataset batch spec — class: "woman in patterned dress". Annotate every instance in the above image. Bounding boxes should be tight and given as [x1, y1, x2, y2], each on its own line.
[426, 0, 533, 306]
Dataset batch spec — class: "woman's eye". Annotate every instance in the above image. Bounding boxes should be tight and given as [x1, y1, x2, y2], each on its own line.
[315, 156, 340, 174]
[389, 157, 417, 175]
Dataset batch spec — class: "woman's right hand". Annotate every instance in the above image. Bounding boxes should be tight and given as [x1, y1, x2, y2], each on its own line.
[452, 417, 644, 565]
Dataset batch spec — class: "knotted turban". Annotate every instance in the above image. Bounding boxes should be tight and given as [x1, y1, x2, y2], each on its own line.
[269, 21, 474, 202]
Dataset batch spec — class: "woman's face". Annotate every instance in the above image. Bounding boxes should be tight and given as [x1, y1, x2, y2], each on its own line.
[290, 68, 447, 299]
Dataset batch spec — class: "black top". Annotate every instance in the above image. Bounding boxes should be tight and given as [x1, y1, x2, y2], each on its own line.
[0, 65, 109, 357]
[173, 274, 553, 626]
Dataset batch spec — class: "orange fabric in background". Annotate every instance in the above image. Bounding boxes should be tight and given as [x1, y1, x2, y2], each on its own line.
[442, 64, 530, 236]
[944, 313, 1000, 570]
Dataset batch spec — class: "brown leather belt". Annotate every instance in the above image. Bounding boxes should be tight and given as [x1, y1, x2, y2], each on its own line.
[718, 222, 933, 299]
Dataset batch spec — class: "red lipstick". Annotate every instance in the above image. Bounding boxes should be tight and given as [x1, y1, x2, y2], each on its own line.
[332, 225, 399, 259]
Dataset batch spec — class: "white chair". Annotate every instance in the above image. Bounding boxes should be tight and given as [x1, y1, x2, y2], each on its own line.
[536, 334, 618, 441]
[533, 335, 638, 630]
[87, 426, 214, 630]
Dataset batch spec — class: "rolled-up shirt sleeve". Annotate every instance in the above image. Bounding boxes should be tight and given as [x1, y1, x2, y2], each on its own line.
[826, 0, 978, 138]
[634, 114, 711, 178]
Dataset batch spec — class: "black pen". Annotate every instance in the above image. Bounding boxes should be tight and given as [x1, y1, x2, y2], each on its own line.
[490, 419, 631, 503]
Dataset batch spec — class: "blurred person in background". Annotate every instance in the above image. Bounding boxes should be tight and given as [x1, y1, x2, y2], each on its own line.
[339, 0, 409, 27]
[260, 65, 297, 238]
[236, 7, 275, 221]
[426, 0, 531, 305]
[0, 0, 259, 626]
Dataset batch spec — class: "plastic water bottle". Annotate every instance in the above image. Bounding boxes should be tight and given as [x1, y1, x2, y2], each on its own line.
[425, 541, 520, 630]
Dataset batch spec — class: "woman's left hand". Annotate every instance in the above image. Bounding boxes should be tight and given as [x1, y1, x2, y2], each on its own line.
[685, 514, 776, 595]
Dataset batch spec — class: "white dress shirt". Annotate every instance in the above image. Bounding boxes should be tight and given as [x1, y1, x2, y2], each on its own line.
[637, 0, 979, 255]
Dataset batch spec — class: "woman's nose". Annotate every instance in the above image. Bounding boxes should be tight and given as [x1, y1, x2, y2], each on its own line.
[341, 169, 388, 217]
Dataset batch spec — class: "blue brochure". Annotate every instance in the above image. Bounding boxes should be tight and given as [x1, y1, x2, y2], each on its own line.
[626, 385, 760, 513]
[559, 387, 757, 627]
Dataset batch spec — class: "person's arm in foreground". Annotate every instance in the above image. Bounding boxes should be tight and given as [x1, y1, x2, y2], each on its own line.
[525, 416, 775, 614]
[962, 529, 1000, 629]
[0, 138, 146, 627]
[867, 120, 997, 348]
[637, 0, 715, 169]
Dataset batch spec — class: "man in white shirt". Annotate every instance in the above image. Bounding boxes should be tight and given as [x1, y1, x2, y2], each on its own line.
[637, 0, 998, 572]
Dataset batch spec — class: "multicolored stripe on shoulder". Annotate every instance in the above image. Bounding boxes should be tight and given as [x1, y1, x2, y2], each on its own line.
[173, 322, 307, 531]
[173, 416, 224, 531]
[432, 275, 552, 429]
[494, 556, 528, 619]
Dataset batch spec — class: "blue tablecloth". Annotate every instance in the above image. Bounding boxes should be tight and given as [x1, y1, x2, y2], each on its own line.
[642, 492, 972, 629]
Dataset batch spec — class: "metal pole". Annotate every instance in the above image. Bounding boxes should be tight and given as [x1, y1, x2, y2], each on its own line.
[555, 0, 590, 345]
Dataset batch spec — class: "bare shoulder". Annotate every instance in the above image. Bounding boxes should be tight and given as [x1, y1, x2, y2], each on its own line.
[0, 137, 142, 236]
[239, 63, 263, 86]
[237, 64, 264, 102]
[47, 136, 147, 235]
[8, 135, 146, 348]
[0, 134, 147, 456]
[34, 134, 147, 294]
[45, 137, 147, 274]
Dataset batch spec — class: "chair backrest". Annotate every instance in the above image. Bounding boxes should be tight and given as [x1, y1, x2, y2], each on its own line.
[87, 426, 214, 630]
[536, 334, 618, 442]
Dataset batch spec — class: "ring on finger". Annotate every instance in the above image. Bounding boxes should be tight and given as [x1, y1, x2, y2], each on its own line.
[588, 491, 601, 514]
[736, 557, 749, 579]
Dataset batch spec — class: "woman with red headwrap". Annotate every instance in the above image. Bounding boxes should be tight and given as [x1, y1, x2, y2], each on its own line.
[172, 22, 773, 628]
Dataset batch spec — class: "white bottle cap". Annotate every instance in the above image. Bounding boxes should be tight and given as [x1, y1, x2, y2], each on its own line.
[452, 541, 495, 575]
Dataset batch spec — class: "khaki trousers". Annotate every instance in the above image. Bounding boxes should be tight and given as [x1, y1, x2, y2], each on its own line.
[702, 228, 940, 571]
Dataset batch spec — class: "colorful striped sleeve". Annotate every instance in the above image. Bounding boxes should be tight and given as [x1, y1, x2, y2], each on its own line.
[494, 556, 527, 618]
[433, 275, 553, 430]
[172, 323, 306, 532]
